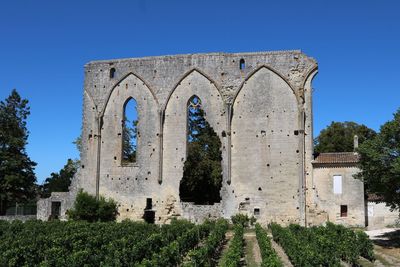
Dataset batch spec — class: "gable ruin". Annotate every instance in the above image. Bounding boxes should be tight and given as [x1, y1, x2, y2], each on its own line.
[39, 51, 321, 225]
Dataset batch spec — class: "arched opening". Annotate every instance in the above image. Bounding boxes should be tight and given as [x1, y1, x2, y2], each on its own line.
[122, 98, 138, 164]
[179, 95, 222, 204]
[239, 59, 245, 70]
[110, 68, 116, 79]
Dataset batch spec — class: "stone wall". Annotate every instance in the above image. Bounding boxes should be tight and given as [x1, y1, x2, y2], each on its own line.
[37, 192, 72, 221]
[181, 202, 223, 224]
[366, 202, 399, 229]
[39, 51, 319, 225]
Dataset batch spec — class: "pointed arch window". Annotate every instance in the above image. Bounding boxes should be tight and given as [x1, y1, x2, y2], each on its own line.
[239, 59, 245, 70]
[110, 68, 116, 78]
[122, 98, 138, 164]
[180, 95, 223, 204]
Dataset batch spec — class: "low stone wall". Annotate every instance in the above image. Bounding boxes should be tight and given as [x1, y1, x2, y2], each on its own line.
[0, 215, 37, 221]
[367, 202, 400, 230]
[181, 202, 222, 223]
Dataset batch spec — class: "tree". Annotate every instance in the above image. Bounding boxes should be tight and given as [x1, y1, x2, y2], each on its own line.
[40, 158, 78, 198]
[122, 117, 138, 163]
[73, 135, 82, 155]
[314, 121, 376, 153]
[67, 189, 118, 222]
[356, 109, 400, 211]
[179, 97, 222, 204]
[0, 89, 37, 215]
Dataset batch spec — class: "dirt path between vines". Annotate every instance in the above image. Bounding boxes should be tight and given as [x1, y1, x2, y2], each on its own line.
[244, 232, 262, 267]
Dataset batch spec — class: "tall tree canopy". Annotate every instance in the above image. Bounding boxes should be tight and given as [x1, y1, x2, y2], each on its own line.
[314, 121, 376, 153]
[40, 158, 78, 198]
[0, 89, 37, 215]
[179, 96, 222, 204]
[356, 109, 400, 211]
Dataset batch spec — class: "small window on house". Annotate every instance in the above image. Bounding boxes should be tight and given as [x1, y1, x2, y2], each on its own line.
[110, 68, 116, 78]
[122, 98, 138, 164]
[239, 59, 245, 70]
[254, 208, 260, 216]
[340, 205, 348, 217]
[333, 175, 342, 194]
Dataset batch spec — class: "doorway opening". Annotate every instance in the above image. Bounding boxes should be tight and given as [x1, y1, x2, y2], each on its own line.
[50, 201, 61, 220]
[143, 198, 155, 223]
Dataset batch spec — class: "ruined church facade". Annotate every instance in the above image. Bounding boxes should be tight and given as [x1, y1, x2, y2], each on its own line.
[39, 51, 322, 225]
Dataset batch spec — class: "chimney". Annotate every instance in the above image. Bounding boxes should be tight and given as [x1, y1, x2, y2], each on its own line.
[353, 135, 359, 151]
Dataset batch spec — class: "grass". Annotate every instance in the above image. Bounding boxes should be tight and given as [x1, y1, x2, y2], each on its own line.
[244, 235, 258, 267]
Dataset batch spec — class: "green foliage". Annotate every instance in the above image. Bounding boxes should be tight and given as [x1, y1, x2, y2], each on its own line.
[139, 220, 214, 267]
[0, 219, 202, 266]
[180, 96, 223, 204]
[356, 109, 400, 211]
[314, 121, 376, 153]
[0, 89, 37, 215]
[67, 190, 118, 222]
[40, 158, 78, 198]
[218, 224, 244, 267]
[184, 219, 229, 267]
[231, 213, 256, 227]
[269, 222, 375, 266]
[255, 224, 282, 267]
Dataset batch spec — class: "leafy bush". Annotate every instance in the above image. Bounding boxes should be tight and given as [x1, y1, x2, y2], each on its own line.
[255, 224, 282, 267]
[218, 224, 244, 267]
[231, 214, 256, 227]
[67, 189, 118, 222]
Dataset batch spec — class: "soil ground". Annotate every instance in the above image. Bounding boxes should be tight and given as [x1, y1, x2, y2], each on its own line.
[243, 231, 262, 267]
[361, 228, 400, 267]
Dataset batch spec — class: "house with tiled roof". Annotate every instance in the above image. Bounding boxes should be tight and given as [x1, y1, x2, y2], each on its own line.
[311, 137, 398, 229]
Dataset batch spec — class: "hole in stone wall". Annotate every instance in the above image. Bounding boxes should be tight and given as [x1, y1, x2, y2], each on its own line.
[143, 198, 155, 223]
[294, 130, 299, 135]
[110, 68, 116, 78]
[239, 59, 245, 70]
[258, 187, 262, 191]
[254, 208, 260, 216]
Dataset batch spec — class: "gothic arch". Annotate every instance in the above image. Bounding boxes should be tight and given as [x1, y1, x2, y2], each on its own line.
[162, 68, 223, 113]
[230, 64, 302, 222]
[100, 72, 159, 118]
[162, 68, 227, 196]
[232, 65, 300, 108]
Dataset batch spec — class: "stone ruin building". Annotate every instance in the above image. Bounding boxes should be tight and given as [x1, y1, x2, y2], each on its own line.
[37, 51, 398, 228]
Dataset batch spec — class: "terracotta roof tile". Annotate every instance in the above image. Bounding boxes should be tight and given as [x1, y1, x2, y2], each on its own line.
[313, 152, 360, 165]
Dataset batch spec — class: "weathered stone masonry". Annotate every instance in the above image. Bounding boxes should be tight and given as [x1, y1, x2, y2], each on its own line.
[38, 51, 320, 225]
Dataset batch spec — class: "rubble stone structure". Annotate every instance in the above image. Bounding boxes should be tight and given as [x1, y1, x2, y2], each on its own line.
[39, 51, 321, 225]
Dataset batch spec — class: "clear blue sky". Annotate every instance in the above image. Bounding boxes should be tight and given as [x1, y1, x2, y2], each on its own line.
[1, 0, 399, 184]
